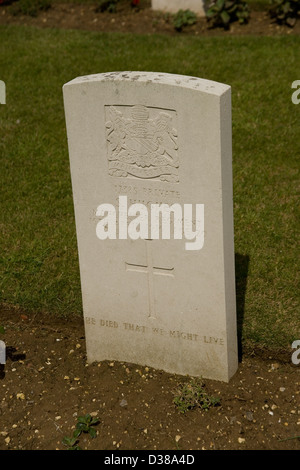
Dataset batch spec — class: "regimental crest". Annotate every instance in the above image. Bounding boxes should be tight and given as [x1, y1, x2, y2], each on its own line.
[105, 105, 179, 183]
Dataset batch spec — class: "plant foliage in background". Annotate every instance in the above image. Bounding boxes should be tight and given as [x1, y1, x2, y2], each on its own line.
[62, 414, 100, 449]
[9, 0, 51, 16]
[269, 0, 300, 26]
[96, 0, 139, 13]
[173, 9, 197, 31]
[206, 0, 250, 28]
[96, 0, 119, 12]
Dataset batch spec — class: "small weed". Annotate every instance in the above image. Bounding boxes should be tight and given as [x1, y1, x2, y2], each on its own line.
[173, 378, 220, 413]
[74, 413, 100, 439]
[0, 326, 5, 334]
[62, 436, 81, 450]
[62, 414, 100, 450]
[269, 0, 300, 27]
[173, 9, 197, 31]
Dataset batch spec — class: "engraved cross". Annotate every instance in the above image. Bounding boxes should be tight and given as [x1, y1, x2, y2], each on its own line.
[125, 239, 174, 320]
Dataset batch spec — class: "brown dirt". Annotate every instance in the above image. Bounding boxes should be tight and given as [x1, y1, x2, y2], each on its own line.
[0, 0, 299, 36]
[0, 305, 299, 451]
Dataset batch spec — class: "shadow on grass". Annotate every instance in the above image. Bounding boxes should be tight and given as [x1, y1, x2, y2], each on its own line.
[235, 253, 250, 362]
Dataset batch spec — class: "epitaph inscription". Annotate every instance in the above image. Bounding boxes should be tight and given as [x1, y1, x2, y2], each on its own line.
[105, 105, 179, 183]
[85, 316, 225, 345]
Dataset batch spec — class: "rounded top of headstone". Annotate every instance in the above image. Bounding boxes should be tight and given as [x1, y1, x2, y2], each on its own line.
[63, 72, 230, 97]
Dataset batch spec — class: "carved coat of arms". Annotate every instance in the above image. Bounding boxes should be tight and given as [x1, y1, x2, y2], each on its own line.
[105, 105, 179, 183]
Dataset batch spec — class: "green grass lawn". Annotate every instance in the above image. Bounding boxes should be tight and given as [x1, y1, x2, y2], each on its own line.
[0, 25, 299, 351]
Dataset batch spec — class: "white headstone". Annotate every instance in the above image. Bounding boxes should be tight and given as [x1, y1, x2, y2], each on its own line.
[152, 0, 206, 16]
[63, 71, 238, 382]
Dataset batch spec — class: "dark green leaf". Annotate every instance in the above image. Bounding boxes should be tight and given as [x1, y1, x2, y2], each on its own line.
[77, 414, 92, 425]
[91, 418, 100, 426]
[221, 9, 230, 23]
[89, 427, 97, 439]
[77, 416, 87, 424]
[225, 1, 235, 8]
[62, 436, 77, 447]
[206, 7, 217, 17]
[73, 428, 82, 438]
[216, 0, 225, 9]
[76, 422, 89, 432]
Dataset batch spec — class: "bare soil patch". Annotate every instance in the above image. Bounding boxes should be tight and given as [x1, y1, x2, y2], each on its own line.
[0, 306, 299, 450]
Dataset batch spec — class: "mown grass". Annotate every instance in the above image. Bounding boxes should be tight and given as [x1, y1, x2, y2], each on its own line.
[0, 25, 299, 350]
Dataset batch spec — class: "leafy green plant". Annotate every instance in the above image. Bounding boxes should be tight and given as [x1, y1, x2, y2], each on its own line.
[62, 414, 99, 450]
[173, 378, 220, 413]
[73, 414, 99, 439]
[206, 0, 250, 28]
[269, 0, 300, 26]
[173, 9, 197, 31]
[9, 0, 51, 16]
[62, 436, 81, 450]
[0, 326, 5, 334]
[96, 0, 119, 13]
